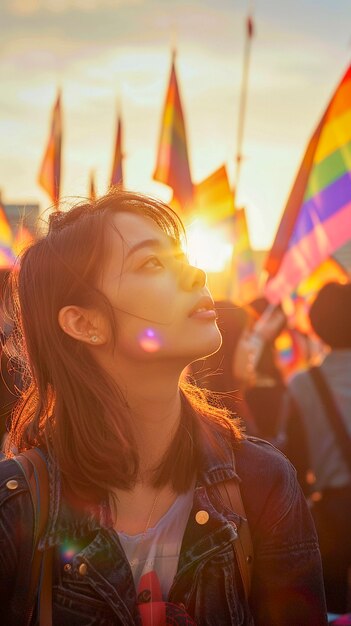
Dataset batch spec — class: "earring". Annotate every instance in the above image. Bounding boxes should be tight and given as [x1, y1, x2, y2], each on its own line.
[90, 335, 99, 343]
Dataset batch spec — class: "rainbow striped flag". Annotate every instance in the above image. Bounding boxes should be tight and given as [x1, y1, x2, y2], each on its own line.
[13, 223, 34, 257]
[275, 328, 310, 379]
[265, 64, 351, 303]
[153, 51, 193, 212]
[192, 165, 234, 224]
[233, 207, 258, 304]
[296, 256, 348, 301]
[38, 90, 62, 208]
[110, 112, 123, 188]
[0, 201, 14, 268]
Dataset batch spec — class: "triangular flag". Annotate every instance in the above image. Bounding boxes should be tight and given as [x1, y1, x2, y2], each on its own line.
[192, 165, 235, 225]
[265, 64, 351, 303]
[110, 113, 123, 188]
[89, 171, 97, 201]
[0, 201, 15, 268]
[38, 90, 62, 207]
[153, 51, 193, 212]
[13, 223, 34, 257]
[296, 256, 348, 301]
[233, 207, 258, 304]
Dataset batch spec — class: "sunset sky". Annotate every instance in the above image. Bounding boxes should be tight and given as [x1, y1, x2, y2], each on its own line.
[0, 0, 350, 248]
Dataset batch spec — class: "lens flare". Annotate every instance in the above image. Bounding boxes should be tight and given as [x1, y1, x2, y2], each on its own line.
[60, 540, 77, 560]
[138, 328, 162, 353]
[186, 219, 233, 273]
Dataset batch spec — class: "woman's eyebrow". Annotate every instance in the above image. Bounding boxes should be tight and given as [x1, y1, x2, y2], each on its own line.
[125, 236, 179, 259]
[125, 238, 162, 258]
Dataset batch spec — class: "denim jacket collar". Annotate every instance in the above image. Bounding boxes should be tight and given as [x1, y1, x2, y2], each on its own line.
[39, 406, 239, 551]
[196, 426, 240, 487]
[38, 451, 112, 550]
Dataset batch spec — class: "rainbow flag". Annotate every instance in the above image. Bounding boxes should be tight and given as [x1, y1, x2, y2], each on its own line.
[233, 207, 258, 303]
[265, 64, 351, 303]
[296, 256, 348, 301]
[0, 202, 14, 268]
[38, 90, 62, 207]
[110, 112, 123, 188]
[13, 223, 34, 257]
[275, 328, 309, 379]
[153, 51, 193, 212]
[192, 165, 235, 225]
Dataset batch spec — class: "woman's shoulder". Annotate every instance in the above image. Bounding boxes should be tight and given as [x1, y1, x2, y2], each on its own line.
[235, 435, 295, 474]
[0, 454, 32, 502]
[0, 455, 35, 614]
[0, 453, 24, 478]
[233, 437, 299, 534]
[0, 455, 33, 553]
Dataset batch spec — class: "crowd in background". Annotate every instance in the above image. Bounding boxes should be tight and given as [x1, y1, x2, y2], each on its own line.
[190, 283, 351, 618]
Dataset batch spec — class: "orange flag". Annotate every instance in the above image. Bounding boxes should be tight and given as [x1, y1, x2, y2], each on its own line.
[233, 207, 258, 304]
[89, 171, 97, 201]
[0, 201, 14, 268]
[153, 51, 193, 212]
[110, 113, 123, 188]
[193, 165, 235, 224]
[38, 91, 62, 207]
[13, 223, 34, 257]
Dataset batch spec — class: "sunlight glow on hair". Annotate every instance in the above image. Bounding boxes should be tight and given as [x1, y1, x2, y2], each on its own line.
[138, 328, 162, 352]
[186, 219, 233, 273]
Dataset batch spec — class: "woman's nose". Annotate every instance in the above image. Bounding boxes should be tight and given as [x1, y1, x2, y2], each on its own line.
[179, 263, 207, 291]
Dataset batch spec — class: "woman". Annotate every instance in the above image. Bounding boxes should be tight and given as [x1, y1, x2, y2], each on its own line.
[0, 190, 326, 625]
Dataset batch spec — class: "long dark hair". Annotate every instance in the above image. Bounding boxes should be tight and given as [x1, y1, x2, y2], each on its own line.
[5, 189, 242, 501]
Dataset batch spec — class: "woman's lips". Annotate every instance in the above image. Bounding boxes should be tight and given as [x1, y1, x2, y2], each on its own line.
[188, 298, 217, 320]
[189, 308, 217, 320]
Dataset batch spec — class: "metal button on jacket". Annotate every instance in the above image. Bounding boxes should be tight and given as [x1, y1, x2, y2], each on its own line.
[78, 563, 88, 576]
[6, 480, 18, 490]
[195, 510, 209, 525]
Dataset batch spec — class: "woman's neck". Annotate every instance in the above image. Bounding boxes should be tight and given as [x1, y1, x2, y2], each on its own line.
[129, 389, 182, 478]
[114, 364, 183, 478]
[97, 353, 186, 479]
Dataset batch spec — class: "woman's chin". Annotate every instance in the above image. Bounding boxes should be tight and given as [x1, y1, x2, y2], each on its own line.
[192, 331, 223, 362]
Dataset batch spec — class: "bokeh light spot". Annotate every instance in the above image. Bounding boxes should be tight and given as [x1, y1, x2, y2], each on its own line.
[138, 328, 162, 353]
[60, 540, 77, 560]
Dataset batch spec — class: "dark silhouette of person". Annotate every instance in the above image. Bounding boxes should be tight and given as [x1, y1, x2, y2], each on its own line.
[189, 300, 255, 431]
[279, 282, 351, 614]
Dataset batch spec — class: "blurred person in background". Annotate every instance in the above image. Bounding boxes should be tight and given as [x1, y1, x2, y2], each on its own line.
[278, 282, 351, 615]
[232, 298, 287, 440]
[189, 300, 256, 433]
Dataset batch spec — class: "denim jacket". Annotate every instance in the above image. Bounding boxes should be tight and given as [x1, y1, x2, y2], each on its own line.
[0, 431, 327, 626]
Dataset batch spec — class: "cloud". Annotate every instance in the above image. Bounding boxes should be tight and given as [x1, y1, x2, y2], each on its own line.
[6, 0, 142, 16]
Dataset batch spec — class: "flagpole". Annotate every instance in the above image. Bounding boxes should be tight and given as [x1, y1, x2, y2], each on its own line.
[234, 10, 254, 204]
[227, 9, 254, 301]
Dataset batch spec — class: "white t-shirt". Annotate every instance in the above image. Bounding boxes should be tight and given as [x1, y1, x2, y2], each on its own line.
[118, 488, 194, 600]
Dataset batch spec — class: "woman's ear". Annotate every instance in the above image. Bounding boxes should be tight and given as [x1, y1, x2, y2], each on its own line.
[58, 306, 108, 346]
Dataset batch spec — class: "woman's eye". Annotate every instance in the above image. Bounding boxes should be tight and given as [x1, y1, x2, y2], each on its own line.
[141, 256, 163, 269]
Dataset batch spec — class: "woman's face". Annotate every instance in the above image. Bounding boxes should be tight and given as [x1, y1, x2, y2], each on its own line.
[99, 211, 222, 365]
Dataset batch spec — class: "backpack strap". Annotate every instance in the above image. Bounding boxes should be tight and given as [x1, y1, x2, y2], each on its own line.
[15, 449, 53, 626]
[217, 462, 253, 601]
[310, 366, 351, 473]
